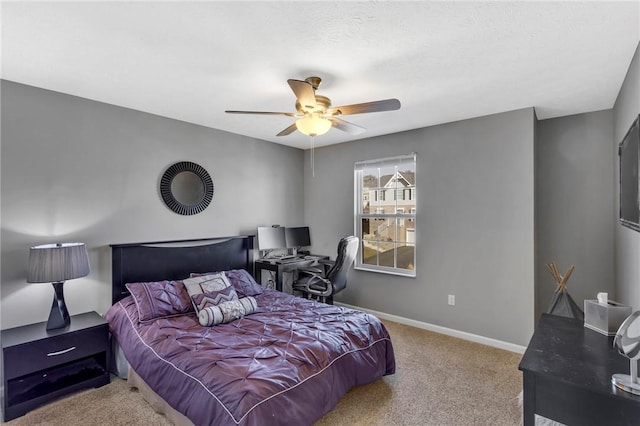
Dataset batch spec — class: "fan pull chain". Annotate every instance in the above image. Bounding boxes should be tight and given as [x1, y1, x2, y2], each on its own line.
[311, 136, 315, 177]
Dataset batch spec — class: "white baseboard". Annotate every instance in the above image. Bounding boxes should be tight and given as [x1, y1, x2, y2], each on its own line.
[335, 302, 527, 354]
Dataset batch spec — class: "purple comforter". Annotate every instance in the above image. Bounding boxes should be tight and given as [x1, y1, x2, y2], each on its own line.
[106, 289, 395, 426]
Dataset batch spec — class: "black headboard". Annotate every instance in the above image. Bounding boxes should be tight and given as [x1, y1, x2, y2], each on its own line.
[110, 235, 254, 305]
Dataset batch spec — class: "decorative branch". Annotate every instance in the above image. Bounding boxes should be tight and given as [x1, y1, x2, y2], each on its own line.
[546, 261, 575, 293]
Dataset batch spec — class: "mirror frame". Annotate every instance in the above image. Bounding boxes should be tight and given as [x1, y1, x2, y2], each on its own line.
[160, 161, 214, 215]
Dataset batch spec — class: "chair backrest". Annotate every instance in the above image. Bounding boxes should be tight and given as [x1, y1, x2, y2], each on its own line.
[326, 236, 359, 295]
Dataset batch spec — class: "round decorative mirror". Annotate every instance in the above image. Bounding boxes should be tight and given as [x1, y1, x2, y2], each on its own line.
[612, 310, 640, 395]
[160, 161, 214, 215]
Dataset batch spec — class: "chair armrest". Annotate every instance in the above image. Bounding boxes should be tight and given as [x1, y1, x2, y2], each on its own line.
[303, 272, 333, 297]
[292, 271, 332, 297]
[303, 272, 331, 285]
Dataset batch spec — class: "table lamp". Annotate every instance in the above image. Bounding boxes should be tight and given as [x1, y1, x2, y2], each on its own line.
[27, 243, 90, 330]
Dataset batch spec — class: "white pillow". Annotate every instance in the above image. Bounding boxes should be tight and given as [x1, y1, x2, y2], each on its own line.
[198, 296, 258, 326]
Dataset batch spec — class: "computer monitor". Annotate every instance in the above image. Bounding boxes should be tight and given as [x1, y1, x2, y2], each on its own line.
[285, 226, 311, 250]
[257, 226, 286, 251]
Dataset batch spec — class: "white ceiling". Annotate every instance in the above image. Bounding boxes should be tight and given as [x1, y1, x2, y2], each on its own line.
[2, 1, 639, 149]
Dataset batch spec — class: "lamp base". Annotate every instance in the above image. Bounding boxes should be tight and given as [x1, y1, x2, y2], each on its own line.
[46, 281, 70, 330]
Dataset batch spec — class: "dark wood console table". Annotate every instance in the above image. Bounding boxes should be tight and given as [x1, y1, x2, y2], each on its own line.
[519, 314, 640, 425]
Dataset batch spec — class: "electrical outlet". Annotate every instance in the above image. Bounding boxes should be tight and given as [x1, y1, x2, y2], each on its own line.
[448, 295, 455, 306]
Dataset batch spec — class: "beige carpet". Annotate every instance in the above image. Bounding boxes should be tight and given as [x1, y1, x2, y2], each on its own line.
[4, 320, 523, 425]
[317, 320, 523, 426]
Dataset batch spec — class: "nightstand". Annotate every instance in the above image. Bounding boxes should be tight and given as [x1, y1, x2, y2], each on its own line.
[2, 311, 110, 421]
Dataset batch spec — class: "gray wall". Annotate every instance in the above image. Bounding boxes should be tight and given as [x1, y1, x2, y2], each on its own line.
[535, 110, 615, 318]
[0, 80, 305, 329]
[304, 108, 536, 346]
[4, 46, 636, 345]
[613, 42, 640, 311]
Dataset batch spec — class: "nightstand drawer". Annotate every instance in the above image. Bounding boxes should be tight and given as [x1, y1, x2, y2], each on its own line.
[4, 324, 108, 380]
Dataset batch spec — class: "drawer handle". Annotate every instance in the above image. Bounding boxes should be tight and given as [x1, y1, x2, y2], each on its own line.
[47, 346, 76, 357]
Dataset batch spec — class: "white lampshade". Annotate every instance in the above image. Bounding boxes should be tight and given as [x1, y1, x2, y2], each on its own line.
[295, 116, 332, 136]
[27, 243, 90, 283]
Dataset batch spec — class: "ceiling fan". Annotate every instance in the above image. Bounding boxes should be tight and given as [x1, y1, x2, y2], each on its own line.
[225, 76, 401, 137]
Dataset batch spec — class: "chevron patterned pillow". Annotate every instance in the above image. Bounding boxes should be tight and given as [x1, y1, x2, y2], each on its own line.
[191, 286, 239, 312]
[183, 273, 238, 314]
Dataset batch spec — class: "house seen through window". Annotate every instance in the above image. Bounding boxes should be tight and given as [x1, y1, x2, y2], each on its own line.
[354, 153, 416, 277]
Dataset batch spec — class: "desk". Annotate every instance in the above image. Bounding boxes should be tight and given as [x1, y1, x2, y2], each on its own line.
[255, 256, 329, 292]
[519, 314, 640, 426]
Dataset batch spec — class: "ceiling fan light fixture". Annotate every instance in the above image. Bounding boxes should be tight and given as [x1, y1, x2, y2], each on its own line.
[295, 116, 332, 137]
[225, 76, 401, 138]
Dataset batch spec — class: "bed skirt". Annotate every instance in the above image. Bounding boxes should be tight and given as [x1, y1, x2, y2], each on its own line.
[128, 367, 194, 426]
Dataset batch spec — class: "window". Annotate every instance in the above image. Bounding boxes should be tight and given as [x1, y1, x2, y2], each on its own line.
[354, 153, 416, 277]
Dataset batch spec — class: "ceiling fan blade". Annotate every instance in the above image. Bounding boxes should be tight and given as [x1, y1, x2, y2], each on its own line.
[328, 98, 401, 116]
[225, 110, 296, 117]
[276, 123, 298, 137]
[329, 118, 366, 135]
[287, 79, 316, 110]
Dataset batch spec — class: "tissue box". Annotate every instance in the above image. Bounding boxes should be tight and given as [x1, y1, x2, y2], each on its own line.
[584, 299, 632, 336]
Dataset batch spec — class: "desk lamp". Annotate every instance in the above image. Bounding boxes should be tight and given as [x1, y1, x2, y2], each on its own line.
[27, 243, 90, 330]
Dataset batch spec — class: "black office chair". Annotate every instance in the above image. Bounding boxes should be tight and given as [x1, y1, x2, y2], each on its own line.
[292, 236, 359, 304]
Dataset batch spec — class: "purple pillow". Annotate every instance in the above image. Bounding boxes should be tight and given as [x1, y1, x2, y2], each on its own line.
[125, 280, 194, 323]
[226, 269, 264, 297]
[190, 269, 264, 297]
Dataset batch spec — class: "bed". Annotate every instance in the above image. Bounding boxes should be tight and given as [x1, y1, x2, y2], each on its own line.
[106, 236, 395, 426]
